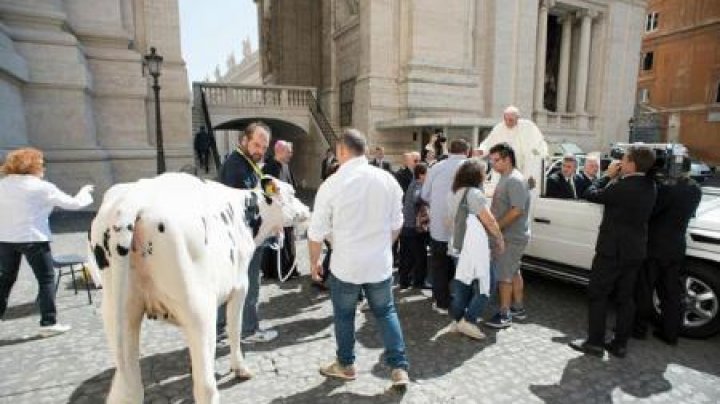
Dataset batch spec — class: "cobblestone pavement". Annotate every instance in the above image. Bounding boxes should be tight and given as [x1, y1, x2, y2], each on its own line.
[1, 218, 719, 404]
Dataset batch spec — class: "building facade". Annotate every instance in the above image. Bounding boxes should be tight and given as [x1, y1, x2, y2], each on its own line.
[636, 0, 720, 165]
[257, 0, 648, 171]
[0, 0, 191, 201]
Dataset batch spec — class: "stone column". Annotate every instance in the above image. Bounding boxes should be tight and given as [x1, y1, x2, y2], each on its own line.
[574, 9, 595, 115]
[534, 0, 553, 115]
[556, 13, 572, 113]
[471, 126, 479, 149]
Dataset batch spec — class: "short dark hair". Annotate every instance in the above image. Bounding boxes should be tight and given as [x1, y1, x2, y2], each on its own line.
[413, 162, 428, 179]
[562, 154, 578, 166]
[339, 128, 367, 156]
[626, 144, 656, 173]
[449, 138, 469, 154]
[452, 160, 487, 193]
[488, 142, 516, 167]
[243, 121, 271, 140]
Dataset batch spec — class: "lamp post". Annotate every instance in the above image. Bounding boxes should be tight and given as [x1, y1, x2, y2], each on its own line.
[628, 117, 635, 141]
[144, 47, 165, 174]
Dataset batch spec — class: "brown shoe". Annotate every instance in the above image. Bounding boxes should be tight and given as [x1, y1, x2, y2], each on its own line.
[319, 361, 357, 380]
[391, 368, 409, 388]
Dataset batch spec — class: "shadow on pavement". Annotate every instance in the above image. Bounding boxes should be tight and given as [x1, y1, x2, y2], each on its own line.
[259, 277, 330, 322]
[268, 378, 406, 404]
[68, 348, 195, 403]
[1, 301, 36, 320]
[529, 354, 671, 403]
[355, 292, 496, 381]
[519, 273, 720, 402]
[0, 334, 45, 347]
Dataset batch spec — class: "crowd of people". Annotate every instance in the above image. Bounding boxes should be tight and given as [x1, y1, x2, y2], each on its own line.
[307, 104, 702, 388]
[0, 104, 703, 389]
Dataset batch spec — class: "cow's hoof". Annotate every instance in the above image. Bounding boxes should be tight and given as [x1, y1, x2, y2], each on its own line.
[233, 366, 254, 380]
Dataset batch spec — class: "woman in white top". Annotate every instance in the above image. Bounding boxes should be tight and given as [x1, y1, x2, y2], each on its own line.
[446, 159, 504, 340]
[0, 148, 93, 337]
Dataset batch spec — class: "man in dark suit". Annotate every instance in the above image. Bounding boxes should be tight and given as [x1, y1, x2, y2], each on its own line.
[370, 146, 393, 172]
[320, 148, 337, 181]
[395, 151, 419, 193]
[262, 140, 298, 280]
[569, 144, 657, 358]
[576, 153, 601, 197]
[634, 172, 702, 345]
[546, 154, 582, 199]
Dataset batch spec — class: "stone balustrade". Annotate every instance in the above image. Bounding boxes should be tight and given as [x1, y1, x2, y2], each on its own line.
[197, 83, 316, 109]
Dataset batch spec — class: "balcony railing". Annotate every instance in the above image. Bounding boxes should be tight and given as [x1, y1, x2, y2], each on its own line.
[197, 83, 316, 108]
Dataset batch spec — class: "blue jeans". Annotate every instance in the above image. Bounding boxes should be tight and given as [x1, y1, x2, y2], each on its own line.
[0, 242, 57, 326]
[217, 246, 265, 337]
[328, 273, 409, 370]
[450, 279, 489, 323]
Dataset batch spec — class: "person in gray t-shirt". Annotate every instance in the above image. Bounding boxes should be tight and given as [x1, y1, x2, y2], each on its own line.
[486, 142, 531, 329]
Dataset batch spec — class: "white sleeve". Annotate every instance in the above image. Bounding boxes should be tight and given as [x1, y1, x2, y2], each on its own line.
[307, 181, 332, 242]
[420, 167, 433, 203]
[390, 176, 404, 232]
[46, 182, 93, 210]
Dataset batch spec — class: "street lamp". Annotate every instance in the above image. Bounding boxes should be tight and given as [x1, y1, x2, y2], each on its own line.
[628, 117, 635, 140]
[144, 47, 165, 174]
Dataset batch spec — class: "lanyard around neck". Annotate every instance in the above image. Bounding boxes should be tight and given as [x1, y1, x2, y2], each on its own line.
[236, 147, 263, 179]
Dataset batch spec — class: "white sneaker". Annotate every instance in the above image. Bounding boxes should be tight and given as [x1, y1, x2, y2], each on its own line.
[241, 329, 278, 343]
[432, 303, 448, 315]
[456, 318, 486, 340]
[39, 323, 71, 337]
[448, 321, 459, 333]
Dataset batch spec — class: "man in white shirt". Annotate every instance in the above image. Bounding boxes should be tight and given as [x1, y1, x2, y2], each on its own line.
[308, 129, 409, 388]
[421, 139, 469, 312]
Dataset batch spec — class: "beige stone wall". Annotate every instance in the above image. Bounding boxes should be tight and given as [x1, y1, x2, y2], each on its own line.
[0, 0, 192, 206]
[255, 0, 648, 183]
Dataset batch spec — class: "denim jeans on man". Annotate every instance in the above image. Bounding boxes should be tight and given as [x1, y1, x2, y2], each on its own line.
[217, 245, 265, 337]
[450, 279, 489, 323]
[328, 273, 409, 370]
[0, 242, 58, 326]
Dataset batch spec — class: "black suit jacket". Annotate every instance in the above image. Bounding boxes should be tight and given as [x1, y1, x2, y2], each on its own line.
[263, 158, 296, 188]
[584, 174, 657, 260]
[370, 158, 392, 172]
[647, 178, 702, 260]
[395, 167, 413, 193]
[576, 172, 595, 198]
[218, 150, 258, 190]
[546, 173, 583, 199]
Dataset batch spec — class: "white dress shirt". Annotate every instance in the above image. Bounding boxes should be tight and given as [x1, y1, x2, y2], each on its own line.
[420, 154, 466, 242]
[308, 156, 404, 284]
[0, 175, 93, 242]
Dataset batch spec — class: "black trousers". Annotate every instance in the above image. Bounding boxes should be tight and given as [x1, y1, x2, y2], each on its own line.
[430, 239, 455, 309]
[398, 229, 429, 288]
[635, 257, 683, 341]
[0, 242, 58, 326]
[261, 227, 296, 279]
[587, 254, 642, 346]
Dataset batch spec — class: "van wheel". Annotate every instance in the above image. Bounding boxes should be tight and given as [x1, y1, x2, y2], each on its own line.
[678, 261, 720, 338]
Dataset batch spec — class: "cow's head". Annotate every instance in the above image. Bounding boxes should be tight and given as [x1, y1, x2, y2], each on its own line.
[246, 176, 310, 245]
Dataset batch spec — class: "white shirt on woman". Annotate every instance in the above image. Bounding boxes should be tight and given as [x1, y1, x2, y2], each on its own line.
[308, 156, 403, 284]
[0, 175, 93, 242]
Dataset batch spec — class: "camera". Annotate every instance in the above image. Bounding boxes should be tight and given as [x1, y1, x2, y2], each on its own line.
[609, 143, 690, 180]
[435, 133, 447, 143]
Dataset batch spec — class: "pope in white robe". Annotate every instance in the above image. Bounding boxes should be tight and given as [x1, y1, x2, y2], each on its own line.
[479, 106, 549, 194]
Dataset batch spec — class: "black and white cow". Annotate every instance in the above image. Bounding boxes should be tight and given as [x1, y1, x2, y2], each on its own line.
[89, 173, 309, 404]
